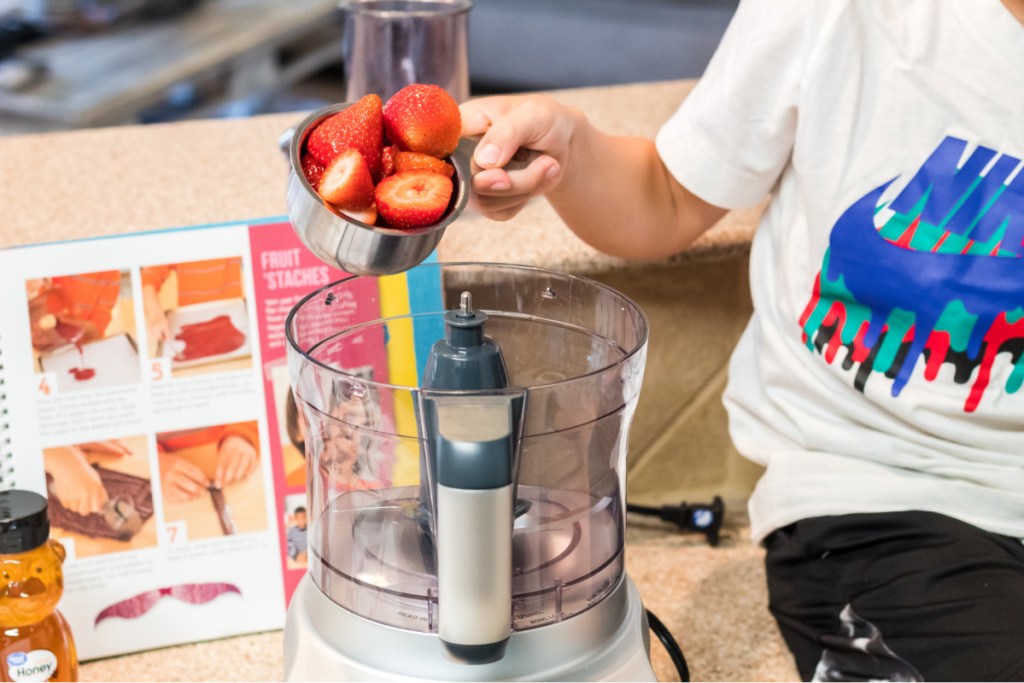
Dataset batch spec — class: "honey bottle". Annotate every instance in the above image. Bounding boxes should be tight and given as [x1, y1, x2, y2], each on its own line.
[0, 490, 78, 682]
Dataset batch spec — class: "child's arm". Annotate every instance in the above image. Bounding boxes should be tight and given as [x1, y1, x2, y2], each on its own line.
[461, 95, 728, 260]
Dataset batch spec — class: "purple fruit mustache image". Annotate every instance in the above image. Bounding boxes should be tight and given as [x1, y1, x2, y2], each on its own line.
[94, 582, 241, 626]
[801, 136, 1024, 412]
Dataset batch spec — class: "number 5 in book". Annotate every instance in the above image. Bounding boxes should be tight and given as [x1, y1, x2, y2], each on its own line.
[36, 372, 57, 397]
[150, 358, 171, 383]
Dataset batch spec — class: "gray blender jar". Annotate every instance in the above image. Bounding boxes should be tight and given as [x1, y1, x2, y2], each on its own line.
[283, 262, 655, 680]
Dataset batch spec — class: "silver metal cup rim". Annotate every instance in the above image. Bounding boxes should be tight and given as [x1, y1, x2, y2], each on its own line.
[341, 0, 473, 19]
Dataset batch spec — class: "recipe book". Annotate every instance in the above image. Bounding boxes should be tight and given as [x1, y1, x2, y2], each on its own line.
[0, 218, 441, 660]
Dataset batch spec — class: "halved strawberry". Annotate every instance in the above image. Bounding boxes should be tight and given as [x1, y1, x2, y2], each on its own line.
[375, 170, 453, 229]
[342, 203, 378, 226]
[394, 151, 454, 178]
[383, 84, 461, 158]
[317, 148, 374, 210]
[301, 153, 325, 189]
[306, 94, 384, 179]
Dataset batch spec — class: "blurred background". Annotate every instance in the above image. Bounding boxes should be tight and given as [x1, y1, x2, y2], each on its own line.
[0, 0, 738, 136]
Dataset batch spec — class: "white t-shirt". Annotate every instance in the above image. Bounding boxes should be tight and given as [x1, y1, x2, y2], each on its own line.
[656, 0, 1024, 542]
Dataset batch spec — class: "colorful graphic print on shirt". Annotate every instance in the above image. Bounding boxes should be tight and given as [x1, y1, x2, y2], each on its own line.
[799, 136, 1024, 413]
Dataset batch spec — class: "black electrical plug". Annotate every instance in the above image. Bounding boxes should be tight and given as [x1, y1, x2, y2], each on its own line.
[627, 495, 725, 546]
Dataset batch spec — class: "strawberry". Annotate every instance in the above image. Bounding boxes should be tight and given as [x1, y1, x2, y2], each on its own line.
[382, 145, 399, 177]
[394, 151, 455, 178]
[342, 203, 378, 226]
[375, 170, 453, 229]
[383, 84, 461, 158]
[317, 148, 374, 210]
[306, 94, 384, 179]
[300, 153, 325, 189]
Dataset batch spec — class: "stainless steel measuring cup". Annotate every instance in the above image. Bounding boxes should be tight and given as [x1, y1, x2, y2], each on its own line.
[283, 102, 470, 276]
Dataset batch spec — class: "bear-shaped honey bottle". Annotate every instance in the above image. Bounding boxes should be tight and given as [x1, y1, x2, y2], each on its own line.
[0, 490, 78, 682]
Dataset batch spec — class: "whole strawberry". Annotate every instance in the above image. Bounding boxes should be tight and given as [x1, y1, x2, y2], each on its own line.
[307, 94, 384, 180]
[375, 170, 453, 229]
[383, 84, 461, 158]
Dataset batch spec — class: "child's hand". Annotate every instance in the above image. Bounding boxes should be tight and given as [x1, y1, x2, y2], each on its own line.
[460, 94, 575, 221]
[46, 447, 109, 516]
[159, 452, 210, 502]
[28, 295, 65, 351]
[142, 284, 171, 353]
[215, 435, 258, 489]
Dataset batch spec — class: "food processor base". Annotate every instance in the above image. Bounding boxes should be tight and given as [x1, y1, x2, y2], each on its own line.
[283, 574, 657, 681]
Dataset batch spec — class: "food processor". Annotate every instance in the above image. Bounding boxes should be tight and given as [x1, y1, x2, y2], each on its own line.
[282, 262, 657, 680]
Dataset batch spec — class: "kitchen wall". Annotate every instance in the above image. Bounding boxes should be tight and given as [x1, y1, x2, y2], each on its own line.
[469, 0, 738, 91]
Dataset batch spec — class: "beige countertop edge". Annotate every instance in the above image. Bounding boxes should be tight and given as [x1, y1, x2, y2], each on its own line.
[0, 79, 760, 269]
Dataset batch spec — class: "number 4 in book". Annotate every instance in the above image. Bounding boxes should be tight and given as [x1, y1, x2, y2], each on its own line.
[35, 372, 58, 397]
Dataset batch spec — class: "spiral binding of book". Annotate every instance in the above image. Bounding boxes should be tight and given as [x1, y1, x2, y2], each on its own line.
[0, 339, 12, 488]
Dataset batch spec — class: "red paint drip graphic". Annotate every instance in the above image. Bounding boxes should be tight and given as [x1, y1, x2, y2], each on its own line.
[811, 297, 1024, 412]
[799, 273, 823, 345]
[962, 313, 1024, 413]
[820, 302, 846, 364]
[850, 320, 871, 363]
[923, 330, 951, 381]
[173, 315, 245, 362]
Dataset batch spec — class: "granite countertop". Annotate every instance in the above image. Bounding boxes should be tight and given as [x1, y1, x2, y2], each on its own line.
[0, 79, 793, 680]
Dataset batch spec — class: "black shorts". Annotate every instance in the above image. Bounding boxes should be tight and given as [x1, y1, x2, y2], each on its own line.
[764, 511, 1024, 682]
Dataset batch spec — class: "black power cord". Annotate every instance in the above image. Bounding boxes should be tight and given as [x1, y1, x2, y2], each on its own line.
[647, 608, 690, 681]
[627, 495, 725, 546]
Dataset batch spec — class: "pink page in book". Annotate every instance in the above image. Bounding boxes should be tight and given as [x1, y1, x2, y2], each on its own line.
[247, 222, 390, 602]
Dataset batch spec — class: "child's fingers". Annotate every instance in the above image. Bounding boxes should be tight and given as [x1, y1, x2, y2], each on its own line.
[459, 95, 516, 138]
[475, 155, 561, 196]
[91, 487, 108, 515]
[224, 454, 242, 488]
[174, 475, 202, 497]
[168, 481, 196, 503]
[179, 460, 210, 489]
[214, 459, 227, 489]
[464, 96, 563, 171]
[73, 496, 91, 517]
[469, 155, 562, 222]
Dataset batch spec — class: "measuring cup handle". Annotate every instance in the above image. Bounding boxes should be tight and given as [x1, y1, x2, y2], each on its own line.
[278, 127, 296, 161]
[457, 136, 542, 178]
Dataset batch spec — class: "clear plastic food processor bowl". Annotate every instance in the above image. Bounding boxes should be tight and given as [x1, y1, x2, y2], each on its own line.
[286, 262, 648, 635]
